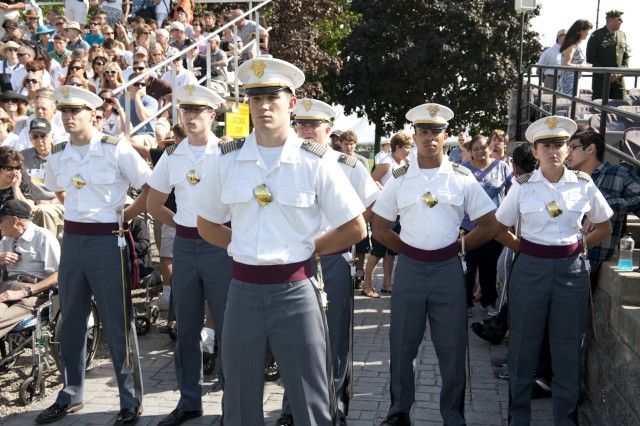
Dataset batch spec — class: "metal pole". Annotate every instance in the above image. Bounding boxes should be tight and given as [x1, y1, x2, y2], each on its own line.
[595, 0, 601, 29]
[515, 11, 525, 141]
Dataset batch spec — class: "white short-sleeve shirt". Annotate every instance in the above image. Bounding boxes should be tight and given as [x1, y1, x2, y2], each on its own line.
[1, 223, 60, 279]
[495, 168, 613, 246]
[373, 160, 496, 250]
[44, 130, 152, 223]
[148, 134, 226, 228]
[195, 130, 365, 265]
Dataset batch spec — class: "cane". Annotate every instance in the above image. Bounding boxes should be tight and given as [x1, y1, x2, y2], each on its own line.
[582, 232, 606, 404]
[459, 229, 472, 401]
[113, 208, 131, 368]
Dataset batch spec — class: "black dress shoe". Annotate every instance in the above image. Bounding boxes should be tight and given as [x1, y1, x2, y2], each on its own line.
[276, 413, 294, 425]
[35, 402, 84, 424]
[380, 412, 411, 426]
[470, 321, 507, 345]
[115, 406, 142, 425]
[158, 408, 204, 426]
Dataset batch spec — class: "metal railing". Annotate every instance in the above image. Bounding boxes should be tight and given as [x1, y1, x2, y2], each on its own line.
[519, 64, 640, 171]
[107, 0, 272, 138]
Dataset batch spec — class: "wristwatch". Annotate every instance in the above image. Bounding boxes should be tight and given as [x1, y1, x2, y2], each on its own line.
[26, 287, 33, 297]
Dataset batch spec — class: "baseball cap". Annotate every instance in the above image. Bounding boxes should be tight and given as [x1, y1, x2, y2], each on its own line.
[0, 200, 32, 220]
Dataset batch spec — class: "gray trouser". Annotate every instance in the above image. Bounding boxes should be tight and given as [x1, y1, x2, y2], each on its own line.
[388, 254, 467, 426]
[172, 236, 231, 411]
[222, 277, 333, 426]
[56, 234, 139, 409]
[282, 253, 351, 418]
[508, 253, 588, 426]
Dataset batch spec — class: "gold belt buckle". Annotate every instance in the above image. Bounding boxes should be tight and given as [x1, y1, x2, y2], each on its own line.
[253, 183, 273, 206]
[546, 200, 563, 217]
[422, 191, 438, 208]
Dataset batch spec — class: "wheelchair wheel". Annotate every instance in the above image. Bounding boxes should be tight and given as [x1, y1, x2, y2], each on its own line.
[51, 299, 101, 373]
[264, 358, 280, 382]
[203, 352, 215, 375]
[136, 317, 150, 336]
[0, 336, 17, 372]
[149, 305, 160, 324]
[18, 377, 46, 405]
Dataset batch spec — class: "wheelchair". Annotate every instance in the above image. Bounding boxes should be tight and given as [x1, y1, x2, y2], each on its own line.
[0, 291, 100, 405]
[134, 269, 162, 336]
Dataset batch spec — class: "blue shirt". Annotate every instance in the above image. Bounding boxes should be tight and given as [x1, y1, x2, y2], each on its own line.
[120, 95, 158, 136]
[84, 33, 105, 46]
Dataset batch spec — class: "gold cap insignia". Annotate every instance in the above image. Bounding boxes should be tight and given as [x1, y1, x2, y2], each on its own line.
[250, 60, 267, 78]
[61, 87, 70, 99]
[302, 98, 313, 111]
[427, 104, 440, 117]
[545, 117, 559, 130]
[185, 85, 196, 96]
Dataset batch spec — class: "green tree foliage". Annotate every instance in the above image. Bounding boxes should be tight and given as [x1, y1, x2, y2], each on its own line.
[337, 0, 542, 134]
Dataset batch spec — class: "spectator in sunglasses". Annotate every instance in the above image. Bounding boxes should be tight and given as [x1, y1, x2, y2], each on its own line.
[63, 60, 96, 93]
[100, 62, 124, 95]
[120, 72, 158, 148]
[84, 20, 105, 46]
[98, 89, 123, 137]
[0, 146, 34, 208]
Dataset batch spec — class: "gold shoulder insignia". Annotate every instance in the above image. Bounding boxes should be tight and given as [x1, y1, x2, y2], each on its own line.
[51, 142, 67, 154]
[574, 170, 591, 182]
[516, 173, 532, 184]
[338, 154, 358, 168]
[101, 135, 120, 145]
[452, 163, 471, 176]
[221, 139, 245, 155]
[392, 164, 409, 178]
[300, 139, 328, 158]
[166, 144, 178, 155]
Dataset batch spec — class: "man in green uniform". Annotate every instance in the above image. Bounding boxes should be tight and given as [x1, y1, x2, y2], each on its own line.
[586, 10, 631, 100]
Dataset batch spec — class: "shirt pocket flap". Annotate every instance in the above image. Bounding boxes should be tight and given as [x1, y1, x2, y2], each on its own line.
[56, 174, 70, 188]
[520, 201, 545, 214]
[437, 191, 464, 206]
[91, 171, 116, 185]
[277, 189, 315, 208]
[169, 170, 187, 186]
[220, 187, 253, 204]
[397, 192, 421, 209]
[565, 197, 590, 213]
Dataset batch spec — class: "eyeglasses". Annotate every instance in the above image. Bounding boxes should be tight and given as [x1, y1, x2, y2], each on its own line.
[0, 165, 21, 171]
[133, 82, 146, 87]
[17, 53, 30, 57]
[104, 70, 117, 75]
[68, 81, 83, 87]
[29, 133, 48, 139]
[24, 79, 38, 84]
[568, 144, 588, 152]
[95, 115, 105, 120]
[132, 66, 145, 71]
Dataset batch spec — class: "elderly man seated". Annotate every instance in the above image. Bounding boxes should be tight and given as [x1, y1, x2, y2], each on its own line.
[0, 200, 60, 339]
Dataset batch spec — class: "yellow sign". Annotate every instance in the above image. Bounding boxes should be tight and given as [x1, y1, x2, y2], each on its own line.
[225, 102, 250, 138]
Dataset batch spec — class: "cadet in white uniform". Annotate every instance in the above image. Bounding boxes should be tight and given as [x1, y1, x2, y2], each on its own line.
[37, 86, 151, 426]
[276, 99, 379, 426]
[372, 104, 498, 426]
[195, 58, 367, 426]
[147, 84, 231, 426]
[495, 116, 613, 426]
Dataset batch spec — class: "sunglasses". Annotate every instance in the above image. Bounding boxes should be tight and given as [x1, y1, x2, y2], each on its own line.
[91, 22, 101, 26]
[55, 22, 64, 26]
[133, 82, 146, 87]
[3, 99, 18, 103]
[101, 97, 113, 103]
[17, 53, 29, 57]
[132, 66, 145, 71]
[68, 81, 83, 87]
[24, 79, 38, 84]
[95, 115, 105, 120]
[95, 62, 105, 66]
[104, 31, 114, 35]
[142, 32, 150, 35]
[29, 133, 48, 139]
[5, 48, 17, 52]
[70, 66, 83, 71]
[0, 165, 21, 171]
[104, 70, 117, 75]
[26, 68, 39, 72]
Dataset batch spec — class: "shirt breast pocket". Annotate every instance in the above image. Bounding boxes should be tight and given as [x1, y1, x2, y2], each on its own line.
[437, 191, 464, 207]
[397, 192, 420, 210]
[220, 187, 254, 205]
[91, 171, 116, 185]
[565, 197, 590, 214]
[169, 169, 187, 187]
[56, 174, 70, 189]
[277, 189, 315, 208]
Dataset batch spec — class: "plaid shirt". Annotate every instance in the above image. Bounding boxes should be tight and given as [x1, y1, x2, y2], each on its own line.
[588, 161, 640, 271]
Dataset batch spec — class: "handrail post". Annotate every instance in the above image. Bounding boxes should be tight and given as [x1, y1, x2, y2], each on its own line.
[600, 72, 611, 138]
[234, 25, 240, 110]
[171, 61, 177, 123]
[124, 90, 131, 138]
[206, 39, 212, 90]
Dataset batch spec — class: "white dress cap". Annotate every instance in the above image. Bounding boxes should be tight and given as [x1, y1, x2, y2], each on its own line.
[237, 58, 305, 96]
[293, 98, 336, 123]
[53, 85, 104, 110]
[525, 116, 578, 143]
[405, 103, 454, 129]
[176, 84, 225, 109]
